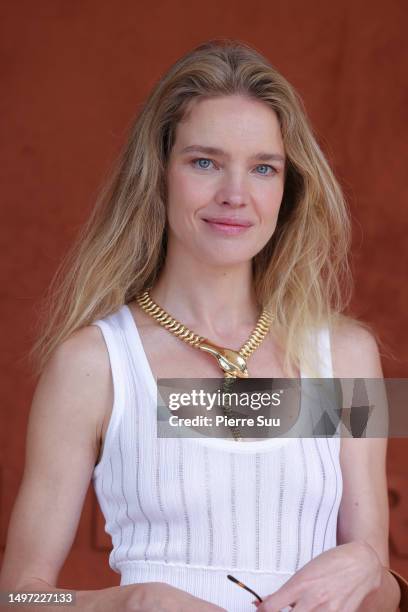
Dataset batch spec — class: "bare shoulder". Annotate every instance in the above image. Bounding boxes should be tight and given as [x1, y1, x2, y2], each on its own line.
[53, 324, 109, 369]
[330, 315, 383, 378]
[44, 324, 112, 413]
[331, 317, 387, 471]
[34, 324, 113, 463]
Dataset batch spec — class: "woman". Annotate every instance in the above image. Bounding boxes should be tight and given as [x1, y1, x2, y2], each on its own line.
[0, 40, 404, 611]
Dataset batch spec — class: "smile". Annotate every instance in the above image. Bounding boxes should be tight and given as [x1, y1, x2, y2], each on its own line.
[202, 218, 253, 235]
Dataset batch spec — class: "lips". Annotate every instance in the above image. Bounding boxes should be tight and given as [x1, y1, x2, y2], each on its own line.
[202, 216, 253, 227]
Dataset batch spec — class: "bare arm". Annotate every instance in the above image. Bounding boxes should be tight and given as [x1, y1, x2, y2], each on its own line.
[333, 321, 401, 611]
[0, 326, 124, 607]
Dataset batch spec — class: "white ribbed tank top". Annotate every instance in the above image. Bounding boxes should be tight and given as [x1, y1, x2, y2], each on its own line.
[91, 304, 343, 612]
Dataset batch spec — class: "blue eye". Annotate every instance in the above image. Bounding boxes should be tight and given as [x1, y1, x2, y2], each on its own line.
[256, 164, 275, 175]
[193, 158, 214, 170]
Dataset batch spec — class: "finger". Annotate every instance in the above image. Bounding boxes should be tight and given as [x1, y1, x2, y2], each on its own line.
[290, 605, 327, 612]
[290, 596, 334, 612]
[258, 604, 297, 612]
[257, 597, 297, 611]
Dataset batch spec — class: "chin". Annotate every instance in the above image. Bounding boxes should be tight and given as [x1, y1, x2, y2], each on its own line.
[198, 251, 255, 269]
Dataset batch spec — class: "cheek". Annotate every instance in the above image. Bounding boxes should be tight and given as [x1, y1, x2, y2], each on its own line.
[167, 168, 204, 209]
[166, 170, 202, 234]
[259, 182, 284, 221]
[167, 170, 212, 228]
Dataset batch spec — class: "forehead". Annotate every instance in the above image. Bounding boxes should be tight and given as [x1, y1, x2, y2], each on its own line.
[173, 95, 285, 155]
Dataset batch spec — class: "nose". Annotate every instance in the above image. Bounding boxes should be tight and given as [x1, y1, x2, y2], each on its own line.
[214, 170, 250, 208]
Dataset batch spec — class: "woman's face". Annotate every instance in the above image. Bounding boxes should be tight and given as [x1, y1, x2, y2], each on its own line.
[165, 94, 286, 268]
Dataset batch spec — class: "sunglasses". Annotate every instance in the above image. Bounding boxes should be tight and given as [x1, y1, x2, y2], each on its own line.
[227, 574, 263, 603]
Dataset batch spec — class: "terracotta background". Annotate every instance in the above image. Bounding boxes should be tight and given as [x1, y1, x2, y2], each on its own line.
[1, 0, 407, 591]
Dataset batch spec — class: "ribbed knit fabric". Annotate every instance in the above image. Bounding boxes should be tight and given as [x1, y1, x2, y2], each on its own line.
[91, 305, 343, 612]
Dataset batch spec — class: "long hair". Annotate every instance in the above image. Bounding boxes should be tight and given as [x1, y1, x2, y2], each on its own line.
[29, 39, 353, 377]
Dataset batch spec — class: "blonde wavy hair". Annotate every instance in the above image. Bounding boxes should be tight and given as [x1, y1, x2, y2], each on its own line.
[29, 39, 353, 377]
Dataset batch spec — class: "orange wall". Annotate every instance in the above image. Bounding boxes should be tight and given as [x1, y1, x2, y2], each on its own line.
[1, 0, 407, 589]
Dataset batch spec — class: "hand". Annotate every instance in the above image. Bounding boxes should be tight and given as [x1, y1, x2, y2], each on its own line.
[90, 581, 228, 612]
[255, 540, 382, 612]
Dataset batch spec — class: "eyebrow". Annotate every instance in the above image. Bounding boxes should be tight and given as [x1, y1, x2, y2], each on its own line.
[180, 145, 285, 163]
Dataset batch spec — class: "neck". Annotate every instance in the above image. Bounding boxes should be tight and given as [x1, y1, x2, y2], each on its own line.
[149, 253, 260, 342]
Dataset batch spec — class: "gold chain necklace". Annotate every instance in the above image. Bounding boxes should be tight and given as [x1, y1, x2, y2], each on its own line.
[136, 289, 272, 442]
